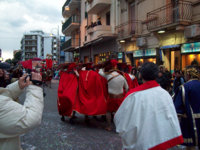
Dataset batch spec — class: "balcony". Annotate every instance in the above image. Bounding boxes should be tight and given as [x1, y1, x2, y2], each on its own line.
[86, 0, 111, 14]
[60, 38, 79, 52]
[146, 0, 192, 31]
[115, 20, 142, 40]
[86, 25, 116, 43]
[25, 50, 37, 53]
[62, 0, 81, 18]
[25, 42, 37, 46]
[62, 15, 80, 36]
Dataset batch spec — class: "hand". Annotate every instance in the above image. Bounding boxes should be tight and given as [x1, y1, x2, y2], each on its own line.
[18, 74, 31, 89]
[31, 72, 42, 82]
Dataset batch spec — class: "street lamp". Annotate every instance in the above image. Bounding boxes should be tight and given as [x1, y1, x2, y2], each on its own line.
[50, 26, 60, 65]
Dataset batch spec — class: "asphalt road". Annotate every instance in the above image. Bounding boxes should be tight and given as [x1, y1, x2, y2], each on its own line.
[19, 80, 188, 150]
[20, 80, 122, 150]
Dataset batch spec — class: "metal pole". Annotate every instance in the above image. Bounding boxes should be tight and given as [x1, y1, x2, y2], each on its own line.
[57, 25, 60, 64]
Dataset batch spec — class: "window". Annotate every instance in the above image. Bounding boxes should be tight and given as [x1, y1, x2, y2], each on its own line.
[106, 11, 110, 25]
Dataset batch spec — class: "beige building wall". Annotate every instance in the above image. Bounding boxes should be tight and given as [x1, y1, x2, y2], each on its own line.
[80, 0, 87, 47]
[84, 0, 117, 43]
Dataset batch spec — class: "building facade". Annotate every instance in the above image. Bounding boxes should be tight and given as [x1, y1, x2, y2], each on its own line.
[21, 30, 60, 61]
[61, 0, 200, 71]
[61, 0, 81, 62]
[118, 0, 200, 73]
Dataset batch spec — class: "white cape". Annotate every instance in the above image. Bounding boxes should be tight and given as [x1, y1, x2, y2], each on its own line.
[114, 86, 182, 150]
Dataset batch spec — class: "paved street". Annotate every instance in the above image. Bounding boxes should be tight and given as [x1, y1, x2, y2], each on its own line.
[20, 80, 122, 150]
[19, 80, 188, 150]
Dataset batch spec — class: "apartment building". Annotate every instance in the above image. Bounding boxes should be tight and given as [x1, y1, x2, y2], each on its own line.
[61, 0, 200, 70]
[61, 0, 81, 62]
[21, 30, 43, 60]
[117, 0, 200, 73]
[80, 0, 118, 64]
[21, 30, 59, 61]
[61, 0, 119, 64]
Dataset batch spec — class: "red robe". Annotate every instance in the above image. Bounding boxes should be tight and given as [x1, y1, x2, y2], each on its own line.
[57, 72, 78, 117]
[124, 73, 139, 90]
[124, 73, 134, 90]
[133, 77, 139, 88]
[75, 70, 107, 115]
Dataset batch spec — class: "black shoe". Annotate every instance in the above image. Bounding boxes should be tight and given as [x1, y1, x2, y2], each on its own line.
[69, 117, 75, 124]
[85, 116, 90, 125]
[61, 116, 65, 122]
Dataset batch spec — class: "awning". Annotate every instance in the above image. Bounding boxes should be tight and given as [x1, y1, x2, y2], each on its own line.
[160, 44, 180, 49]
[126, 51, 134, 54]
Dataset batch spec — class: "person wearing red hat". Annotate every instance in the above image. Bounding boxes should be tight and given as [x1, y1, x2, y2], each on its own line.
[99, 59, 129, 131]
[74, 62, 107, 123]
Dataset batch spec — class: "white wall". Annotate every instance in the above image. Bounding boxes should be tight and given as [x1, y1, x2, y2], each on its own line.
[43, 36, 53, 59]
[37, 35, 42, 57]
[65, 52, 74, 62]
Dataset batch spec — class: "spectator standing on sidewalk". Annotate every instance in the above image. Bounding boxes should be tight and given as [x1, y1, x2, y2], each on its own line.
[173, 70, 185, 94]
[0, 72, 44, 150]
[174, 66, 200, 149]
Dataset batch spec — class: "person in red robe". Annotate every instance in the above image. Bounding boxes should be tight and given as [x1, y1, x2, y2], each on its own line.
[74, 63, 107, 122]
[99, 60, 129, 130]
[57, 63, 78, 122]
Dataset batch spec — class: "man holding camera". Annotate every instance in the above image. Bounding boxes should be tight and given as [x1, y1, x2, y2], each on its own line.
[0, 72, 43, 150]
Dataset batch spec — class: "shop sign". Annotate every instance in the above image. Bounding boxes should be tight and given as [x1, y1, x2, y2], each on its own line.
[133, 50, 144, 57]
[144, 49, 156, 56]
[160, 44, 180, 49]
[118, 52, 123, 59]
[181, 42, 200, 53]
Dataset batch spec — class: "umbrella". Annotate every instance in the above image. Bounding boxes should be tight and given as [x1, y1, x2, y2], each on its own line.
[0, 62, 11, 70]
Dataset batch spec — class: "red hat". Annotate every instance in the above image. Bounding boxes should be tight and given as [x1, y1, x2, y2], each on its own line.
[127, 65, 132, 73]
[67, 63, 76, 72]
[86, 62, 93, 70]
[117, 63, 126, 71]
[110, 59, 118, 67]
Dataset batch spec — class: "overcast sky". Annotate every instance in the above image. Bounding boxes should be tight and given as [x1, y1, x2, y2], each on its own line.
[0, 0, 66, 60]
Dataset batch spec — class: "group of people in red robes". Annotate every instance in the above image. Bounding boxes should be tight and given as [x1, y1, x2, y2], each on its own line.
[57, 59, 138, 130]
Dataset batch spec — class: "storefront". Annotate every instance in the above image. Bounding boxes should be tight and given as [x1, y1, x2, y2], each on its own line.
[96, 51, 111, 64]
[158, 31, 186, 73]
[117, 52, 123, 63]
[181, 42, 200, 69]
[160, 44, 181, 73]
[133, 49, 157, 67]
[74, 51, 80, 63]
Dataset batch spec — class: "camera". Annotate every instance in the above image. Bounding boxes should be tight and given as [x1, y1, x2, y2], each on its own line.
[25, 74, 43, 86]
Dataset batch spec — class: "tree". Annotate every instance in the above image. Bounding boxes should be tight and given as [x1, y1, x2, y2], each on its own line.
[5, 59, 12, 64]
[14, 51, 22, 62]
[12, 51, 22, 65]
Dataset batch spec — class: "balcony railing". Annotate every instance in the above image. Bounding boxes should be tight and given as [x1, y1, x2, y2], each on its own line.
[86, 25, 111, 35]
[146, 0, 192, 31]
[61, 38, 79, 51]
[62, 0, 71, 14]
[62, 15, 80, 35]
[115, 20, 142, 39]
[25, 49, 37, 52]
[62, 0, 81, 17]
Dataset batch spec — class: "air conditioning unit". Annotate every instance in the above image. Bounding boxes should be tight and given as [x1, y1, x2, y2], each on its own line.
[184, 24, 200, 38]
[136, 37, 147, 47]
